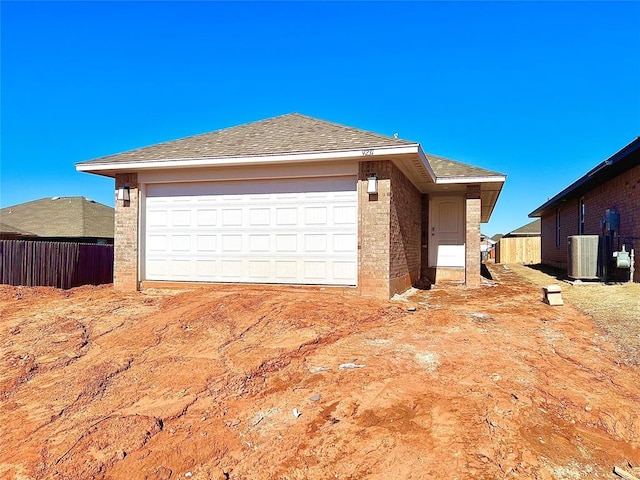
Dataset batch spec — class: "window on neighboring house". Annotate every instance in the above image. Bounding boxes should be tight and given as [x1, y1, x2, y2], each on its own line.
[579, 198, 585, 234]
[556, 209, 561, 246]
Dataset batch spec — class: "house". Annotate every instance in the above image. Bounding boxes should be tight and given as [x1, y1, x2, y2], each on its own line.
[76, 113, 506, 298]
[529, 138, 639, 282]
[0, 197, 114, 243]
[495, 219, 541, 264]
[480, 233, 496, 261]
[0, 197, 115, 288]
[0, 222, 34, 240]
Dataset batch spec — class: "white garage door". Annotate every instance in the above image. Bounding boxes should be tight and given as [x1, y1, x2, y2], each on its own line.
[144, 176, 358, 285]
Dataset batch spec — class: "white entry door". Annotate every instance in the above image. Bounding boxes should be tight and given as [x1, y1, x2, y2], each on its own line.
[429, 196, 465, 267]
[143, 176, 358, 285]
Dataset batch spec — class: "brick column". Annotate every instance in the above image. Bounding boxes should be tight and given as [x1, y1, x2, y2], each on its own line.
[357, 160, 391, 298]
[114, 173, 139, 291]
[465, 184, 482, 288]
[420, 194, 430, 282]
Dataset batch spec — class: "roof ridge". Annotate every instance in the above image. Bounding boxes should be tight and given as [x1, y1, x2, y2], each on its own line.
[284, 113, 417, 143]
[77, 113, 417, 166]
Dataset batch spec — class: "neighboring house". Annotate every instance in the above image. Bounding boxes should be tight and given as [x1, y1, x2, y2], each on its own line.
[0, 222, 35, 240]
[505, 219, 541, 238]
[76, 113, 505, 298]
[529, 138, 639, 282]
[0, 197, 114, 243]
[495, 219, 541, 264]
[480, 233, 496, 261]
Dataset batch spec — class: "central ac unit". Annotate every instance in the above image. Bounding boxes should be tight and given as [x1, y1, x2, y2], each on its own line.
[567, 235, 600, 280]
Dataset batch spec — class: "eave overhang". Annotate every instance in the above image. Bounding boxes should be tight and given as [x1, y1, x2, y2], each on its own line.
[76, 143, 506, 223]
[75, 144, 422, 176]
[529, 137, 640, 218]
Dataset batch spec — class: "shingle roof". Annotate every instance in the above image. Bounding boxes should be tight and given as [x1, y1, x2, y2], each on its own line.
[0, 222, 34, 236]
[506, 219, 541, 237]
[78, 113, 417, 166]
[425, 153, 505, 179]
[0, 197, 114, 238]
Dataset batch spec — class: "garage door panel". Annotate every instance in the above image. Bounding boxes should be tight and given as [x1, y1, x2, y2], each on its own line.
[275, 234, 297, 252]
[275, 261, 298, 279]
[147, 210, 168, 227]
[145, 177, 357, 285]
[221, 209, 242, 226]
[333, 261, 357, 280]
[249, 261, 270, 279]
[249, 208, 270, 225]
[171, 235, 191, 252]
[172, 210, 191, 226]
[197, 210, 217, 226]
[221, 260, 242, 277]
[221, 235, 242, 252]
[304, 261, 327, 279]
[334, 234, 357, 252]
[249, 235, 270, 252]
[147, 259, 168, 277]
[170, 260, 191, 277]
[334, 205, 357, 224]
[304, 234, 327, 252]
[196, 235, 216, 252]
[305, 207, 328, 225]
[147, 235, 167, 252]
[196, 260, 216, 278]
[276, 208, 298, 225]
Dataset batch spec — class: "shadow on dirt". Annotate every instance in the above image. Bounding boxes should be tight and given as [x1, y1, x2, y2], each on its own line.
[523, 263, 567, 281]
[481, 263, 493, 280]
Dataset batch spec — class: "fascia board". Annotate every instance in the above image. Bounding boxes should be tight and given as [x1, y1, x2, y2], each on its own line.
[417, 148, 437, 182]
[75, 144, 421, 173]
[435, 175, 507, 184]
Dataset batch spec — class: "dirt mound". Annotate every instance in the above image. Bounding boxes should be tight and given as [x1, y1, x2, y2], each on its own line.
[0, 270, 638, 479]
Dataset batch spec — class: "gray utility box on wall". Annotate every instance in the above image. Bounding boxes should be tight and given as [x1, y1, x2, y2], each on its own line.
[567, 235, 600, 280]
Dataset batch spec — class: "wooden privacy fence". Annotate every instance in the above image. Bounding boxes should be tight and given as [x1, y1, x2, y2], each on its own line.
[495, 237, 541, 264]
[0, 240, 113, 289]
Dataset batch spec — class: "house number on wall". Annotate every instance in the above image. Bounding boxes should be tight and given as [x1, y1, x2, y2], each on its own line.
[361, 149, 374, 156]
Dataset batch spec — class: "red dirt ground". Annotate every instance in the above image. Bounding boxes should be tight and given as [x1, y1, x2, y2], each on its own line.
[0, 265, 638, 479]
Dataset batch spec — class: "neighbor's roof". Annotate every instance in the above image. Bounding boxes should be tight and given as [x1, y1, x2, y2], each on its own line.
[0, 222, 34, 236]
[505, 218, 541, 237]
[530, 137, 640, 218]
[78, 113, 416, 166]
[0, 197, 114, 238]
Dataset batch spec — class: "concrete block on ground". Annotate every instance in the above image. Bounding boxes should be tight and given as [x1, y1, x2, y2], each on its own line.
[542, 284, 563, 306]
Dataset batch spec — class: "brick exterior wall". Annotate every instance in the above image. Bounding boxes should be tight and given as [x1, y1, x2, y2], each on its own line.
[541, 163, 640, 282]
[465, 184, 482, 288]
[389, 163, 422, 295]
[357, 161, 392, 298]
[357, 161, 425, 298]
[114, 173, 139, 290]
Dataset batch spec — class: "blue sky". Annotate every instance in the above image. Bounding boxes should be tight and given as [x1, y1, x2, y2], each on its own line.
[2, 1, 639, 236]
